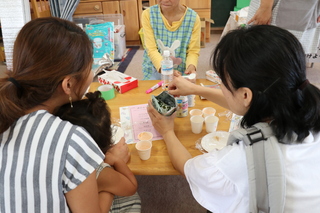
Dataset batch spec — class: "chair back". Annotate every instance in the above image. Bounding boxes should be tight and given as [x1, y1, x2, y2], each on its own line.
[30, 0, 51, 19]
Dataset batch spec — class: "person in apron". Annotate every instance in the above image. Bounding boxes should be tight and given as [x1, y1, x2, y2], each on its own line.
[141, 0, 201, 80]
[247, 0, 320, 54]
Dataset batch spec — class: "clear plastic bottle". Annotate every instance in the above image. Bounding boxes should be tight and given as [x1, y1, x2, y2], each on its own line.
[161, 50, 173, 90]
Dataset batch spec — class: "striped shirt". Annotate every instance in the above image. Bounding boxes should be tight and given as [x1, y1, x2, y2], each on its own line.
[0, 110, 104, 213]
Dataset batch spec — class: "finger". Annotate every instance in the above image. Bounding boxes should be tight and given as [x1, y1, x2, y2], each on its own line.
[147, 100, 154, 112]
[118, 139, 124, 145]
[167, 82, 177, 91]
[184, 71, 191, 75]
[119, 137, 125, 143]
[173, 70, 181, 77]
[147, 101, 158, 119]
[168, 89, 178, 96]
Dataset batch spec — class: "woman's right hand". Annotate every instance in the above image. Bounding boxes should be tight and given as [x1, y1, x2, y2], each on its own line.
[168, 76, 197, 97]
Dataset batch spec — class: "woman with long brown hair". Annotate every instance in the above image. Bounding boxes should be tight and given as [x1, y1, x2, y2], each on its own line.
[0, 17, 109, 212]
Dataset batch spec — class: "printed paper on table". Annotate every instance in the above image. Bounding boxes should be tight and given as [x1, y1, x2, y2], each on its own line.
[120, 104, 162, 143]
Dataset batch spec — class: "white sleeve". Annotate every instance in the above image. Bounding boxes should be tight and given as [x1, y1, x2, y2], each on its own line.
[184, 142, 249, 213]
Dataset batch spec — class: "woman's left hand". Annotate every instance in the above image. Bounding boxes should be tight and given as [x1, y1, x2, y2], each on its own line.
[106, 137, 130, 164]
[147, 100, 175, 136]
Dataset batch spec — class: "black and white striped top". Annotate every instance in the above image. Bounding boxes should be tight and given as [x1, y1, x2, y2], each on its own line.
[0, 110, 104, 213]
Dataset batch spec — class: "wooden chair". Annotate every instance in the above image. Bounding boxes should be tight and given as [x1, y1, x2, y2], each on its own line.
[30, 0, 51, 19]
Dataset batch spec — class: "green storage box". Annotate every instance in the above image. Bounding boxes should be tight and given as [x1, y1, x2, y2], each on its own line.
[234, 0, 251, 11]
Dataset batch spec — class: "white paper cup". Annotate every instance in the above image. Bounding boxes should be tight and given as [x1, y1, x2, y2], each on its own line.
[135, 140, 152, 160]
[190, 115, 204, 134]
[202, 107, 216, 117]
[138, 131, 153, 141]
[189, 109, 203, 117]
[205, 115, 219, 133]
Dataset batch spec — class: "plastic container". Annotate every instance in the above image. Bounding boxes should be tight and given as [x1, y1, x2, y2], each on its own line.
[73, 14, 126, 60]
[161, 50, 173, 90]
[176, 96, 188, 117]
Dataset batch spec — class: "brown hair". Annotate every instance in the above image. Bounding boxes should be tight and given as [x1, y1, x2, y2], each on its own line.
[0, 17, 93, 133]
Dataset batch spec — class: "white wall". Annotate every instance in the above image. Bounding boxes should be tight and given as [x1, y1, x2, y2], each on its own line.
[0, 0, 31, 70]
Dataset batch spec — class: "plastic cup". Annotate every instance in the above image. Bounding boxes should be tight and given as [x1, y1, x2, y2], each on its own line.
[189, 109, 203, 117]
[98, 85, 115, 100]
[138, 131, 153, 141]
[135, 140, 152, 160]
[190, 115, 204, 134]
[205, 115, 219, 133]
[202, 107, 216, 117]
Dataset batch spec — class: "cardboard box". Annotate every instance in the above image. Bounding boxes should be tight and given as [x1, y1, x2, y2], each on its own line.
[200, 18, 214, 48]
[98, 71, 138, 94]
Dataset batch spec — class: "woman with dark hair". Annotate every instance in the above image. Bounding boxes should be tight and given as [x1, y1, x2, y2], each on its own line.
[147, 25, 320, 212]
[0, 17, 108, 212]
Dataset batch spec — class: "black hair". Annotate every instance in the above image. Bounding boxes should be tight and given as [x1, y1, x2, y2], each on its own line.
[212, 25, 320, 142]
[55, 91, 112, 153]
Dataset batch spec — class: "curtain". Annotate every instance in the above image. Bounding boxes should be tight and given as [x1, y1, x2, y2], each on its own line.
[49, 0, 80, 21]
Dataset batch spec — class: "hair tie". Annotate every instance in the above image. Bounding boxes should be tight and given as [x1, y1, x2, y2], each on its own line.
[298, 79, 310, 91]
[8, 77, 23, 97]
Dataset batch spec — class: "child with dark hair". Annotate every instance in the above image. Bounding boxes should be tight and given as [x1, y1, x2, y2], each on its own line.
[56, 91, 141, 213]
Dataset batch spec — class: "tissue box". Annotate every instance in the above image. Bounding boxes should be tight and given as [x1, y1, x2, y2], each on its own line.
[98, 71, 138, 94]
[206, 70, 221, 84]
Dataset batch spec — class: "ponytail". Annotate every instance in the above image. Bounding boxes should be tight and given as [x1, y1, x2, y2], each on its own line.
[0, 74, 24, 133]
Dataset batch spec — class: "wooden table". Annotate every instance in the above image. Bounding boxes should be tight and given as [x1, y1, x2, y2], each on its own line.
[89, 79, 230, 175]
